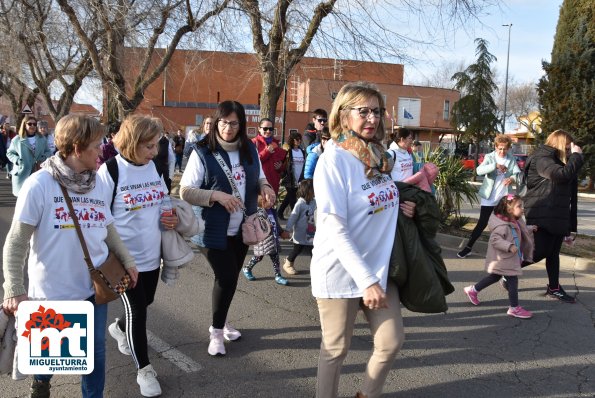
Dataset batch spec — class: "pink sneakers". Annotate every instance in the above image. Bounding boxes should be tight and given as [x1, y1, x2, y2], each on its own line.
[463, 285, 480, 305]
[507, 306, 533, 319]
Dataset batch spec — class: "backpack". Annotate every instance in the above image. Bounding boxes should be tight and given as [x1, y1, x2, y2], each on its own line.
[106, 157, 162, 209]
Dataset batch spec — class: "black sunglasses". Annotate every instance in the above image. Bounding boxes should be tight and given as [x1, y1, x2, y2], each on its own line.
[260, 127, 274, 131]
[26, 122, 38, 127]
[316, 118, 328, 123]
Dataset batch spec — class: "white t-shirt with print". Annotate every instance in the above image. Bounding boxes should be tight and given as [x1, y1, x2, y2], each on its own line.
[97, 155, 167, 272]
[15, 170, 114, 300]
[292, 148, 304, 183]
[181, 150, 266, 236]
[388, 142, 413, 182]
[311, 143, 400, 298]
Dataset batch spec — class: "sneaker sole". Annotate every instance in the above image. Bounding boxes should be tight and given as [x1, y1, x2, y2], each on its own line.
[507, 313, 532, 319]
[223, 335, 241, 342]
[546, 294, 576, 303]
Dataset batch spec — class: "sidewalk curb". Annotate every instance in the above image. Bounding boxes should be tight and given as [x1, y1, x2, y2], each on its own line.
[467, 180, 595, 199]
[437, 232, 595, 271]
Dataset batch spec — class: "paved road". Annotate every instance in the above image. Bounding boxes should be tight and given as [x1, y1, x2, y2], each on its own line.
[459, 190, 595, 237]
[1, 176, 595, 397]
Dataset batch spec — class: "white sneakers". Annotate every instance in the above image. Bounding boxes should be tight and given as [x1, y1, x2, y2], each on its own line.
[137, 364, 162, 397]
[208, 323, 242, 356]
[223, 323, 242, 341]
[208, 327, 226, 356]
[108, 319, 131, 355]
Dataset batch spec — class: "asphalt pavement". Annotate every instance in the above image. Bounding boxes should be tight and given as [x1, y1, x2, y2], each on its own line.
[1, 175, 595, 397]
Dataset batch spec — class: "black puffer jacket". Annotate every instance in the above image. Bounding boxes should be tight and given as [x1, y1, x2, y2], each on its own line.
[524, 145, 583, 236]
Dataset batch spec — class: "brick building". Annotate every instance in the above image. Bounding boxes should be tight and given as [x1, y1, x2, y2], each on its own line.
[126, 49, 459, 145]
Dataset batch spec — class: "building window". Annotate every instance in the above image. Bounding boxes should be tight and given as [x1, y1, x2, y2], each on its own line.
[443, 100, 450, 121]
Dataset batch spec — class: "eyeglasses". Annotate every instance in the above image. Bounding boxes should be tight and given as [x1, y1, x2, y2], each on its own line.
[26, 122, 38, 127]
[218, 120, 239, 129]
[316, 118, 327, 123]
[260, 127, 274, 132]
[496, 147, 509, 151]
[349, 107, 385, 119]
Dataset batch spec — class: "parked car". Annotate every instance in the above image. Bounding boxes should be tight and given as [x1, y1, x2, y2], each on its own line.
[461, 154, 485, 170]
[513, 154, 528, 170]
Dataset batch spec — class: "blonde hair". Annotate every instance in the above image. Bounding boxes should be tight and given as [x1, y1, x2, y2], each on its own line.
[545, 129, 574, 164]
[494, 134, 512, 148]
[329, 82, 386, 142]
[114, 115, 164, 163]
[54, 114, 105, 158]
[18, 115, 38, 138]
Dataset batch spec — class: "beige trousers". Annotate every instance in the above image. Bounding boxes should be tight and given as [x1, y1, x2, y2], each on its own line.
[315, 281, 404, 398]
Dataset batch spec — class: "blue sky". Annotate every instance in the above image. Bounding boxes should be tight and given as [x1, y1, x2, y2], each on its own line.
[404, 0, 563, 85]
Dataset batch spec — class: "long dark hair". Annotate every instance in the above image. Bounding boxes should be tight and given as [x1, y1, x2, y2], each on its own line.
[204, 100, 253, 164]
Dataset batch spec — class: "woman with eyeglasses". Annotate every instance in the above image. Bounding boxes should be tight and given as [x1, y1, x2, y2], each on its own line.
[6, 115, 52, 196]
[458, 134, 520, 258]
[179, 101, 276, 357]
[312, 82, 411, 398]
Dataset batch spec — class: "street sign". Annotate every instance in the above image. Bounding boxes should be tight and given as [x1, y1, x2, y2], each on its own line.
[21, 104, 33, 114]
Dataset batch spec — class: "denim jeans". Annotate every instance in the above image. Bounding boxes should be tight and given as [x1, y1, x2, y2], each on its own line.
[34, 296, 108, 398]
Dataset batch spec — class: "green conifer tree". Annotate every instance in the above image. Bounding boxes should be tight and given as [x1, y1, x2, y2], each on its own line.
[538, 0, 595, 188]
[450, 38, 500, 171]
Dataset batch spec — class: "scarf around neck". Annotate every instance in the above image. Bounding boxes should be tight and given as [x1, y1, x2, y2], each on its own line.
[216, 134, 240, 152]
[336, 130, 393, 178]
[41, 153, 97, 194]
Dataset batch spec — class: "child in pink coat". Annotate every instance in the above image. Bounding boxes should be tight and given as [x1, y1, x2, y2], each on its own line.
[463, 194, 536, 319]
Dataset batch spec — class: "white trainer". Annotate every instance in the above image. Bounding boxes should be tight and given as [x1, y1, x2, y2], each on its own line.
[137, 364, 162, 397]
[208, 327, 226, 356]
[223, 323, 241, 341]
[108, 319, 131, 355]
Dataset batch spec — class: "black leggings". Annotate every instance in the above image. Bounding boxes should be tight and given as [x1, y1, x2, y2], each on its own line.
[117, 267, 160, 370]
[522, 228, 564, 288]
[287, 243, 312, 262]
[466, 205, 495, 249]
[203, 235, 248, 329]
[278, 187, 297, 217]
[475, 274, 519, 307]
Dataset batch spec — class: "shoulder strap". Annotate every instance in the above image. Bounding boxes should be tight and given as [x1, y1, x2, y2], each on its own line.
[106, 157, 119, 210]
[212, 151, 247, 215]
[59, 184, 95, 273]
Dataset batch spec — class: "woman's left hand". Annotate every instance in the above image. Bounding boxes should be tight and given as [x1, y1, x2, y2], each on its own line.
[503, 177, 513, 186]
[160, 208, 179, 231]
[260, 184, 276, 209]
[400, 201, 416, 218]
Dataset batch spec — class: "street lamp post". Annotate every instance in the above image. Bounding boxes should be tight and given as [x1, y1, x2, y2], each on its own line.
[502, 23, 512, 133]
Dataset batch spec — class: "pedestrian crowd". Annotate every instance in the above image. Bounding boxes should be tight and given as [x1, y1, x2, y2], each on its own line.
[1, 81, 584, 398]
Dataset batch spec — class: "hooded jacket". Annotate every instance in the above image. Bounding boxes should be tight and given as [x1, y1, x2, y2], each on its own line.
[485, 213, 534, 276]
[524, 145, 583, 236]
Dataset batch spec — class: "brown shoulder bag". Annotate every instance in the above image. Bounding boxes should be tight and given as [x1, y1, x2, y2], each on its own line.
[59, 184, 130, 304]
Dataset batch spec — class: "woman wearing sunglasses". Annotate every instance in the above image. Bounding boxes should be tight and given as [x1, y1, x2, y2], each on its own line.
[252, 118, 286, 195]
[6, 115, 52, 196]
